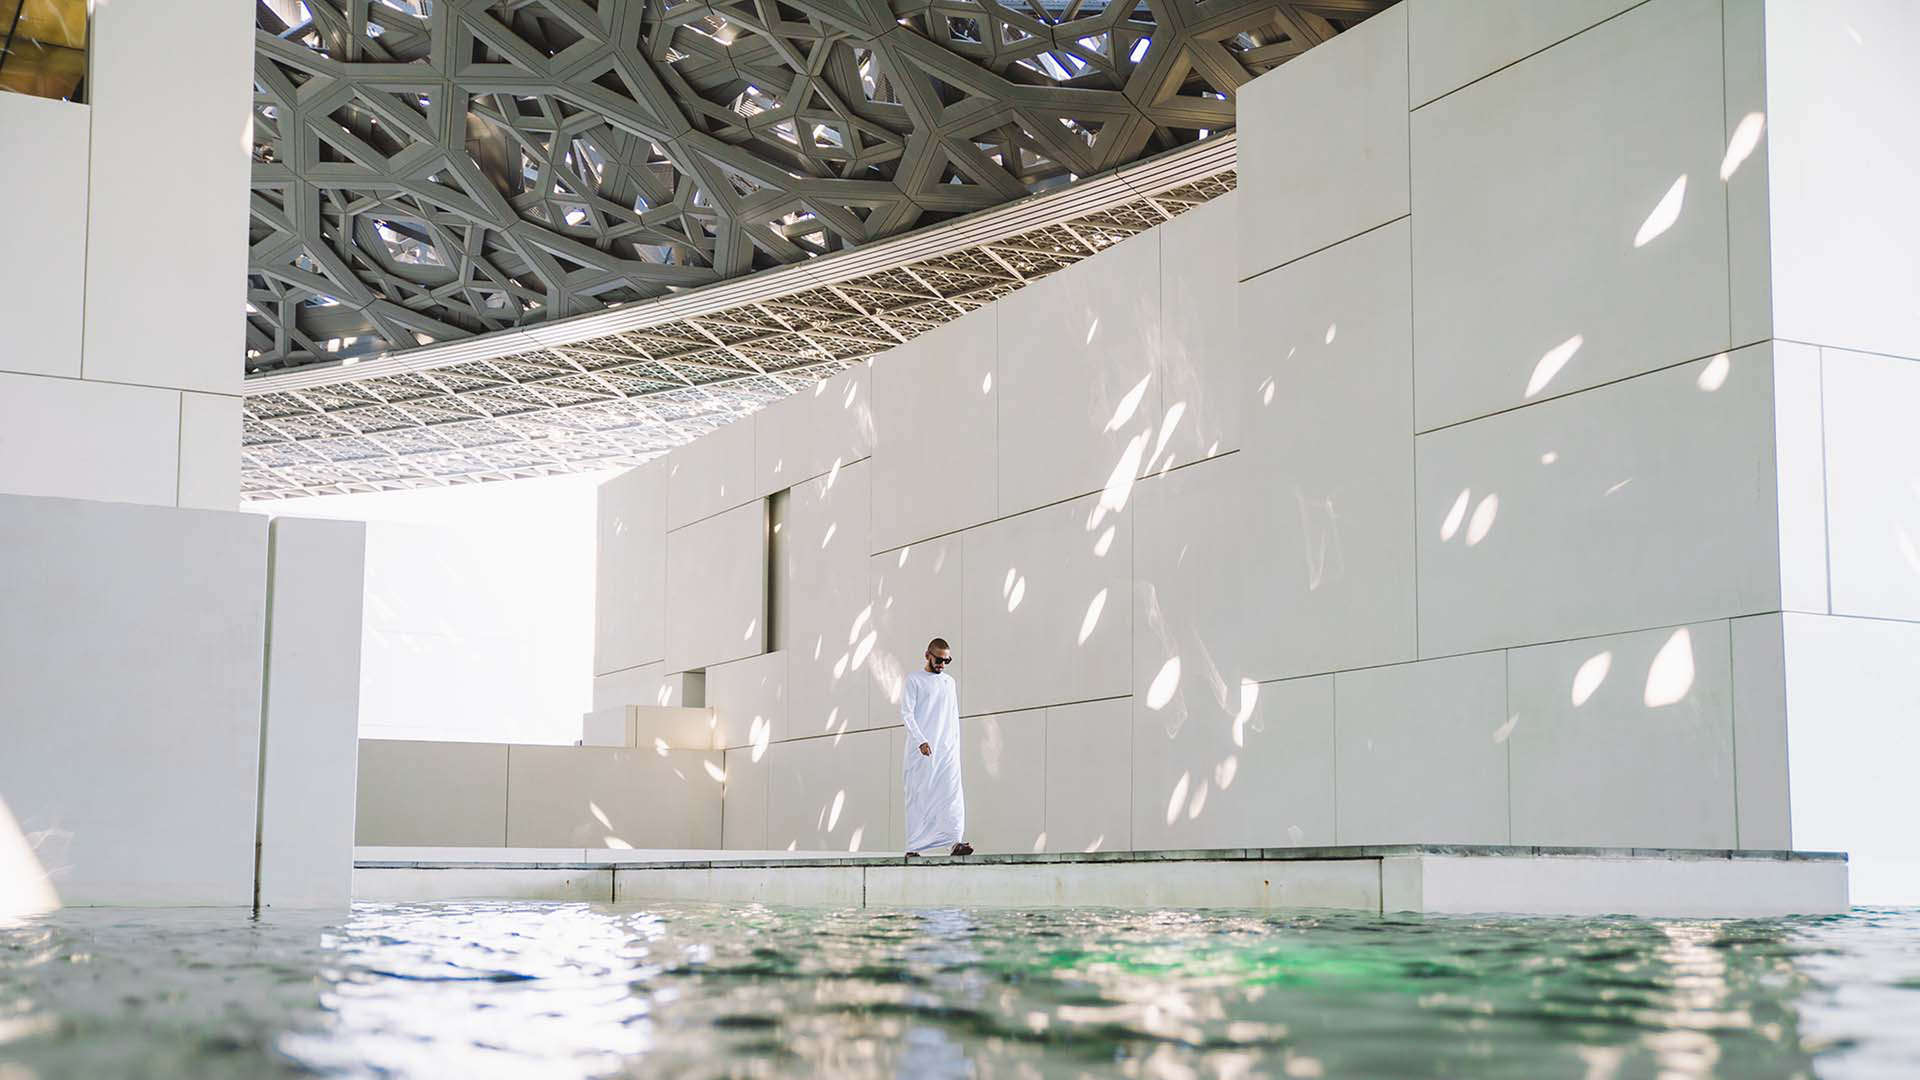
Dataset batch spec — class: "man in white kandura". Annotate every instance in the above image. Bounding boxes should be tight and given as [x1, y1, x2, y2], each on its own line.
[901, 637, 972, 857]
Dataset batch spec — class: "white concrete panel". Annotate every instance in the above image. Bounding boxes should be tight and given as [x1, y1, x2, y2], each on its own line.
[665, 500, 767, 673]
[1821, 348, 1920, 621]
[1159, 193, 1243, 459]
[722, 748, 771, 850]
[962, 494, 1132, 715]
[0, 373, 180, 506]
[666, 415, 755, 530]
[1416, 348, 1782, 656]
[177, 392, 242, 511]
[869, 309, 998, 551]
[581, 707, 631, 747]
[784, 459, 873, 735]
[1043, 698, 1132, 854]
[1411, 854, 1848, 917]
[1406, 0, 1641, 107]
[1723, 0, 1773, 346]
[766, 730, 891, 853]
[1410, 0, 1731, 430]
[0, 93, 86, 378]
[868, 534, 965, 729]
[356, 867, 612, 903]
[258, 518, 366, 908]
[593, 662, 702, 710]
[1729, 614, 1792, 849]
[0, 495, 269, 904]
[1334, 653, 1509, 845]
[886, 726, 906, 853]
[627, 706, 718, 750]
[865, 859, 1380, 911]
[707, 651, 786, 748]
[506, 745, 722, 850]
[1507, 622, 1737, 849]
[755, 365, 875, 496]
[1780, 613, 1920, 906]
[355, 740, 508, 847]
[961, 710, 1047, 854]
[594, 462, 666, 674]
[1240, 219, 1417, 677]
[82, 0, 253, 395]
[1772, 342, 1829, 613]
[1236, 3, 1408, 280]
[995, 229, 1163, 516]
[1765, 0, 1920, 362]
[1134, 675, 1336, 851]
[616, 865, 864, 906]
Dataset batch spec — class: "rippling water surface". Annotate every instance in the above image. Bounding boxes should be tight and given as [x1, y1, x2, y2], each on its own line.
[2, 903, 1918, 1078]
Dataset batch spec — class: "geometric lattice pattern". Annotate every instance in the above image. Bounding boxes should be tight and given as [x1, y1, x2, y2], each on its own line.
[241, 163, 1233, 498]
[247, 0, 1387, 373]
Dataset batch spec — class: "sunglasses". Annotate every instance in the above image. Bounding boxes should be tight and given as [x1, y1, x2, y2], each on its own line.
[929, 655, 956, 666]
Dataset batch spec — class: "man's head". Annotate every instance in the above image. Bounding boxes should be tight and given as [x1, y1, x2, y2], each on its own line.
[924, 637, 953, 674]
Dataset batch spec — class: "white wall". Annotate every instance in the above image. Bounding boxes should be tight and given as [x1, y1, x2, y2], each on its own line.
[257, 517, 367, 908]
[0, 494, 366, 908]
[266, 471, 611, 745]
[585, 0, 1920, 891]
[0, 0, 252, 511]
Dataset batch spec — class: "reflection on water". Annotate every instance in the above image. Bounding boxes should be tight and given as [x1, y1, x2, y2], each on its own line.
[3, 903, 1918, 1078]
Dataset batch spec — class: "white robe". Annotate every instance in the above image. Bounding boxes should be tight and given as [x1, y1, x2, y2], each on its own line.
[900, 669, 964, 852]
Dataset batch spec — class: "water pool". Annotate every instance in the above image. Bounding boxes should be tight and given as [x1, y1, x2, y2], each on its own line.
[2, 903, 1917, 1078]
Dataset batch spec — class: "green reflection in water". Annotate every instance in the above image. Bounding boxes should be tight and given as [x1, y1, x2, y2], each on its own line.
[0, 903, 1915, 1078]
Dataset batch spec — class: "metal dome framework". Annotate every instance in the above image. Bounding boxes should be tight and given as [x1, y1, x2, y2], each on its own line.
[240, 0, 1387, 498]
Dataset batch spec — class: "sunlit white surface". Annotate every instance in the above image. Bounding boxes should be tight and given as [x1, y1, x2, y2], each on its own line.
[267, 471, 612, 745]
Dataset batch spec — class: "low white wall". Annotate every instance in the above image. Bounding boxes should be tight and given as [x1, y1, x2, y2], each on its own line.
[355, 739, 723, 850]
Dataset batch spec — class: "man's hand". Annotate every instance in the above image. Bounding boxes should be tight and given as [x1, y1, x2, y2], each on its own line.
[918, 742, 931, 757]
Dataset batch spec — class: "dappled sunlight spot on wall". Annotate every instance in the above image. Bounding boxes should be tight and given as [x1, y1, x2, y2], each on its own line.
[1106, 373, 1152, 433]
[1093, 525, 1116, 557]
[1078, 589, 1108, 646]
[1526, 334, 1585, 399]
[743, 617, 758, 641]
[1233, 679, 1258, 747]
[1465, 494, 1499, 547]
[1635, 175, 1687, 248]
[849, 827, 863, 853]
[1146, 402, 1187, 473]
[1541, 451, 1559, 465]
[704, 760, 727, 783]
[1165, 772, 1190, 827]
[1697, 353, 1731, 391]
[1440, 488, 1471, 541]
[750, 716, 770, 762]
[1605, 478, 1635, 497]
[1214, 755, 1238, 791]
[828, 790, 846, 832]
[981, 371, 992, 394]
[1083, 834, 1105, 853]
[1324, 322, 1337, 345]
[1090, 432, 1151, 530]
[653, 738, 670, 756]
[849, 604, 872, 644]
[820, 523, 837, 549]
[0, 798, 60, 923]
[1032, 832, 1048, 853]
[1187, 779, 1209, 820]
[1146, 657, 1182, 710]
[1007, 576, 1027, 613]
[1493, 714, 1518, 744]
[1720, 113, 1765, 181]
[1644, 628, 1695, 708]
[1572, 651, 1613, 707]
